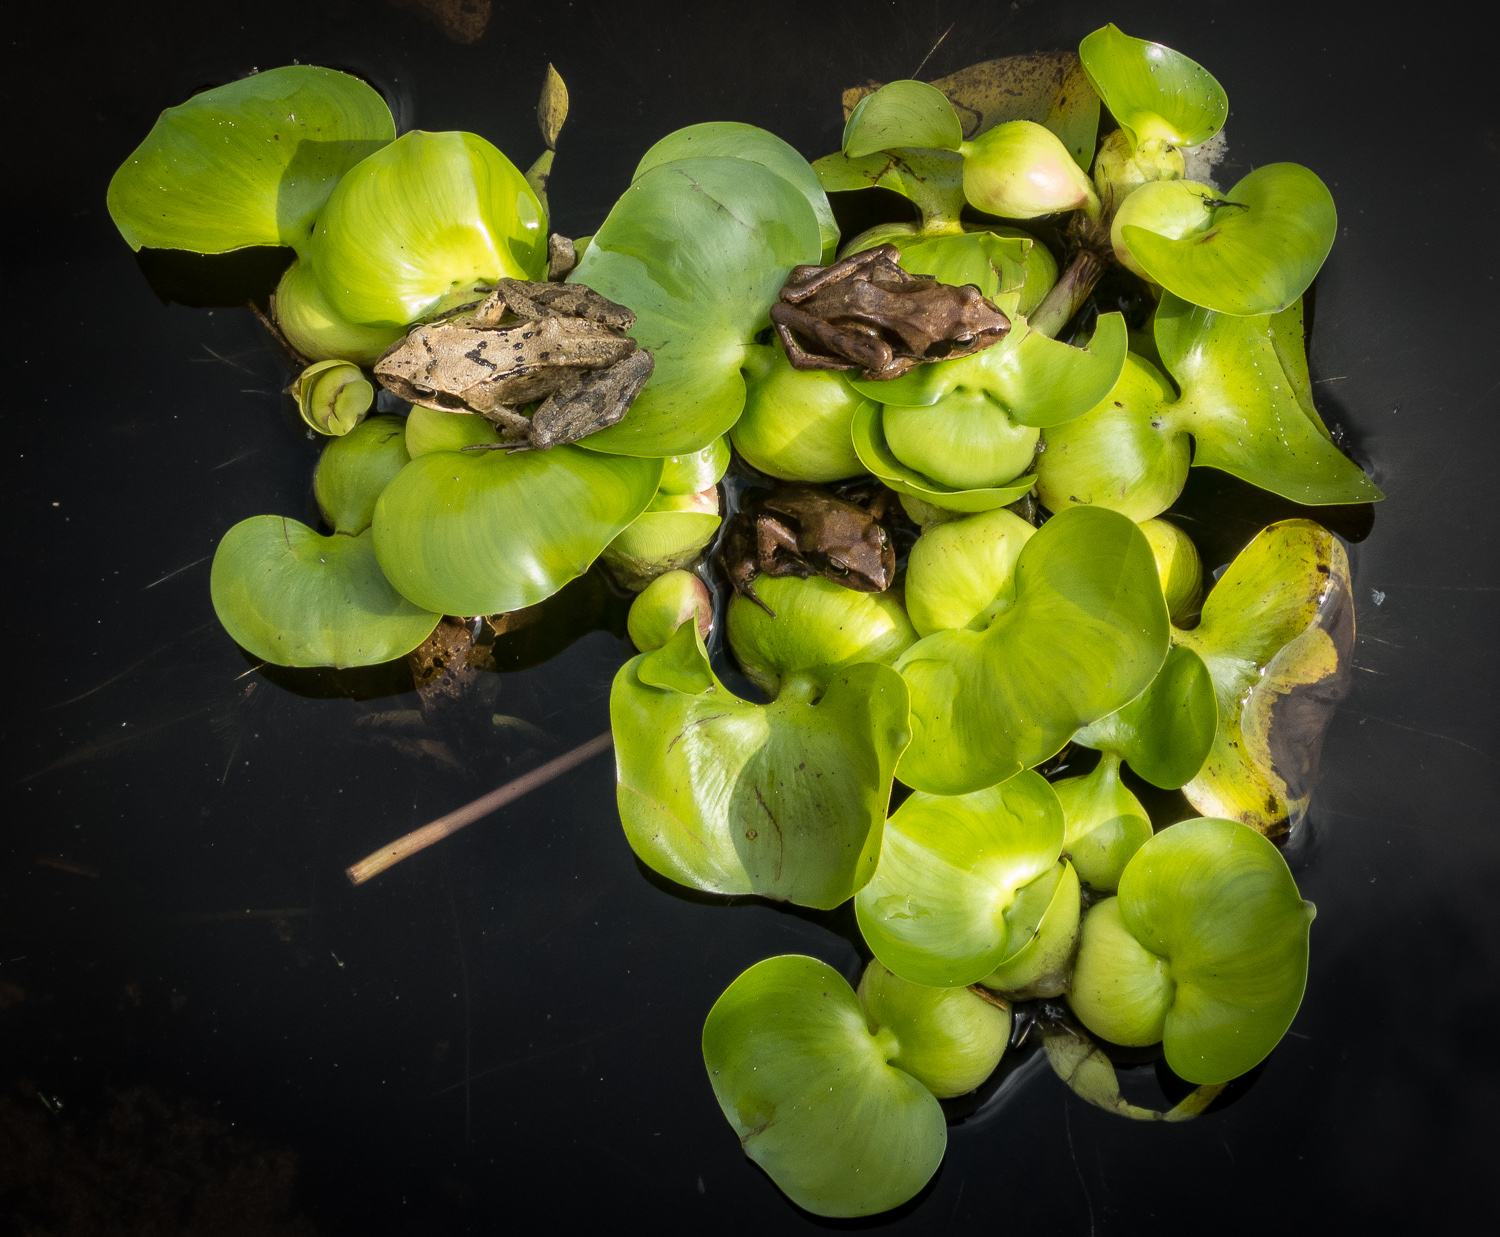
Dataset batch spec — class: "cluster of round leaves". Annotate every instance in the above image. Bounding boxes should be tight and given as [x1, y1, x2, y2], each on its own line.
[109, 28, 1371, 1221]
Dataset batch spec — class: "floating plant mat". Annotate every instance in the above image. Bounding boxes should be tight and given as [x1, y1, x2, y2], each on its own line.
[108, 19, 1380, 1222]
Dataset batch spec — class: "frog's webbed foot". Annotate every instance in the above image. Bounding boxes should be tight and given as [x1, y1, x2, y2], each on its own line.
[547, 234, 578, 281]
[527, 349, 655, 449]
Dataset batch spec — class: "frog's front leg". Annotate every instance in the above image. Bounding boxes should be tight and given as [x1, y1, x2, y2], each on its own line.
[478, 406, 536, 440]
[526, 349, 655, 449]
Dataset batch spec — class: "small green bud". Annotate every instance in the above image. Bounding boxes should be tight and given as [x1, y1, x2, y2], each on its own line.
[961, 121, 1101, 220]
[627, 570, 713, 651]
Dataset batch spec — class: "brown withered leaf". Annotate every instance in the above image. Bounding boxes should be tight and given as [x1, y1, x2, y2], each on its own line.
[842, 50, 1100, 169]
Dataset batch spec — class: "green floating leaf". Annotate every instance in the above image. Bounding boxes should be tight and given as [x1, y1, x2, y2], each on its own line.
[372, 446, 661, 615]
[108, 65, 394, 255]
[1117, 165, 1336, 316]
[903, 506, 1035, 637]
[657, 436, 731, 495]
[273, 259, 405, 365]
[851, 312, 1128, 429]
[572, 157, 822, 456]
[812, 147, 967, 233]
[1051, 754, 1152, 893]
[855, 772, 1064, 988]
[314, 414, 411, 535]
[1036, 298, 1380, 518]
[892, 228, 1057, 319]
[613, 623, 910, 909]
[1174, 519, 1354, 835]
[1073, 644, 1217, 789]
[309, 130, 547, 328]
[634, 122, 839, 262]
[858, 961, 1010, 1098]
[978, 859, 1080, 997]
[851, 401, 1036, 514]
[1043, 1026, 1224, 1121]
[1069, 817, 1315, 1085]
[843, 80, 963, 158]
[403, 407, 500, 457]
[1078, 24, 1227, 151]
[211, 516, 439, 668]
[727, 575, 915, 699]
[702, 955, 946, 1218]
[895, 506, 1169, 795]
[734, 344, 869, 482]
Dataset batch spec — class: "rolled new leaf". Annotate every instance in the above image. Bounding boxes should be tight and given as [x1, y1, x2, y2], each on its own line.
[843, 80, 964, 159]
[211, 516, 439, 668]
[1114, 165, 1336, 316]
[108, 65, 394, 255]
[854, 772, 1064, 987]
[1174, 519, 1354, 835]
[612, 623, 910, 909]
[726, 575, 916, 699]
[1078, 25, 1227, 153]
[627, 570, 713, 652]
[571, 155, 823, 456]
[292, 360, 372, 436]
[702, 955, 946, 1218]
[313, 414, 410, 535]
[1069, 817, 1315, 1085]
[895, 506, 1169, 795]
[308, 130, 547, 328]
[372, 446, 661, 615]
[857, 961, 1010, 1098]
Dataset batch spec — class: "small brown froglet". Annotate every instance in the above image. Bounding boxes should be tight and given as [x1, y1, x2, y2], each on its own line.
[769, 243, 1010, 381]
[374, 279, 654, 451]
[717, 484, 897, 616]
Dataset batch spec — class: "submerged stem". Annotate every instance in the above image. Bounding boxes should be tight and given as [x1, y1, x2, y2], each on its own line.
[345, 729, 615, 885]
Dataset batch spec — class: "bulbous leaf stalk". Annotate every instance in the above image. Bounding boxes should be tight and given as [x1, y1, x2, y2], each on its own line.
[961, 121, 1102, 221]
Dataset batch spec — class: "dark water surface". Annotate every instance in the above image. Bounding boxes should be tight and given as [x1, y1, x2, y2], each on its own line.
[4, 1, 1497, 1232]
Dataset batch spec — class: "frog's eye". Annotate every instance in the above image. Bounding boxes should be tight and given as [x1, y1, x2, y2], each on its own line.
[826, 557, 851, 576]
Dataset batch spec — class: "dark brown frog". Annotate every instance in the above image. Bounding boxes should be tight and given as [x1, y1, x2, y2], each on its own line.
[717, 485, 896, 616]
[769, 243, 1011, 381]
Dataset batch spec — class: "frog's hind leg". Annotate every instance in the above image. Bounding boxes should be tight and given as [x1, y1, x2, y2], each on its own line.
[528, 349, 655, 449]
[488, 279, 637, 331]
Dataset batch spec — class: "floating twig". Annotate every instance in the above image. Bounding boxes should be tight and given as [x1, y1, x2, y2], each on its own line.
[345, 730, 615, 885]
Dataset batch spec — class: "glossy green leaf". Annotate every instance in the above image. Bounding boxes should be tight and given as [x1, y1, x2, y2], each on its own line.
[1154, 294, 1380, 505]
[1070, 818, 1315, 1085]
[1052, 754, 1152, 892]
[1174, 519, 1354, 835]
[855, 772, 1064, 987]
[702, 955, 946, 1218]
[890, 228, 1058, 318]
[978, 859, 1081, 997]
[1078, 24, 1227, 151]
[626, 570, 713, 652]
[812, 147, 967, 232]
[612, 623, 910, 909]
[314, 415, 411, 535]
[1117, 165, 1336, 316]
[857, 961, 1010, 1098]
[851, 401, 1036, 514]
[309, 130, 547, 328]
[657, 436, 731, 495]
[1036, 299, 1381, 517]
[1073, 644, 1217, 789]
[903, 506, 1035, 637]
[851, 312, 1128, 429]
[882, 394, 1039, 491]
[571, 157, 822, 456]
[371, 446, 661, 615]
[734, 344, 869, 482]
[633, 122, 839, 262]
[727, 575, 915, 699]
[108, 65, 394, 255]
[403, 407, 501, 457]
[895, 506, 1169, 794]
[843, 80, 963, 158]
[273, 259, 404, 365]
[211, 516, 439, 668]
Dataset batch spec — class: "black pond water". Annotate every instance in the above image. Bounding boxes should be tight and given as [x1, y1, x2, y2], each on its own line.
[4, 1, 1497, 1232]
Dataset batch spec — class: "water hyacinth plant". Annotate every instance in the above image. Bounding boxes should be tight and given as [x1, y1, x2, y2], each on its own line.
[109, 19, 1382, 1221]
